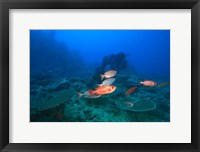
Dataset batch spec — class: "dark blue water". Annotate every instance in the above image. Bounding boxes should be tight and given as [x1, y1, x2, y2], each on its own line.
[30, 30, 170, 122]
[55, 30, 170, 78]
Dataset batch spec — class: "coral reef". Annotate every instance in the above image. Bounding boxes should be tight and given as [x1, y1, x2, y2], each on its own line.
[31, 89, 68, 111]
[29, 30, 170, 122]
[115, 99, 156, 112]
[30, 103, 65, 122]
[30, 71, 170, 122]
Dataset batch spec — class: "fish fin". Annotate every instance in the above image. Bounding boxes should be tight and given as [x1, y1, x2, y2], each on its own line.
[77, 92, 82, 98]
[100, 74, 104, 80]
[95, 95, 101, 98]
[137, 83, 142, 87]
[96, 84, 102, 86]
[88, 90, 95, 96]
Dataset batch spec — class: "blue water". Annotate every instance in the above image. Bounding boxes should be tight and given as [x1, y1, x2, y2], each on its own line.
[55, 30, 170, 78]
[30, 30, 170, 122]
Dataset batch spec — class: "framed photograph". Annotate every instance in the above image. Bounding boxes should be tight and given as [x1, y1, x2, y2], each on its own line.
[0, 0, 200, 151]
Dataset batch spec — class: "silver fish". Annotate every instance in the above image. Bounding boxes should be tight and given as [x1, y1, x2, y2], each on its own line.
[98, 78, 115, 86]
[78, 91, 101, 98]
[100, 70, 117, 80]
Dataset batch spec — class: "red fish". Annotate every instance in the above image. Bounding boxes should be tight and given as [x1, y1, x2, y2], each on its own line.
[140, 80, 157, 87]
[125, 86, 137, 95]
[88, 85, 116, 96]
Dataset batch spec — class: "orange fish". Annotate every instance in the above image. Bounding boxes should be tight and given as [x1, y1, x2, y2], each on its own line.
[140, 80, 157, 87]
[100, 70, 117, 80]
[125, 86, 137, 95]
[88, 85, 116, 96]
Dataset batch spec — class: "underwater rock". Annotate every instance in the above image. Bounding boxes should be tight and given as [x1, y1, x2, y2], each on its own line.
[31, 76, 54, 87]
[134, 90, 153, 99]
[115, 99, 156, 112]
[30, 108, 39, 115]
[134, 112, 151, 122]
[140, 86, 158, 93]
[101, 52, 127, 71]
[112, 52, 127, 70]
[63, 104, 80, 121]
[30, 103, 65, 122]
[92, 66, 104, 83]
[148, 101, 170, 122]
[31, 88, 76, 111]
[72, 81, 87, 92]
[54, 79, 71, 91]
[79, 107, 130, 122]
[110, 89, 126, 99]
[83, 78, 97, 89]
[68, 78, 80, 82]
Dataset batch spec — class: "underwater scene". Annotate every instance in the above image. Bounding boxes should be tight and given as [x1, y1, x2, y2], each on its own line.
[30, 30, 170, 122]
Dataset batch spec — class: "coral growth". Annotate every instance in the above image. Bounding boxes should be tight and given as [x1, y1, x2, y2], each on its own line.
[115, 99, 156, 112]
[30, 72, 170, 122]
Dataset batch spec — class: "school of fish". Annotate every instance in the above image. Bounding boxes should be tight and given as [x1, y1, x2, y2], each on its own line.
[78, 69, 168, 108]
[78, 70, 117, 98]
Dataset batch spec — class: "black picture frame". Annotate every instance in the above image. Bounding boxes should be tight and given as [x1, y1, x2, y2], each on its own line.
[0, 0, 200, 152]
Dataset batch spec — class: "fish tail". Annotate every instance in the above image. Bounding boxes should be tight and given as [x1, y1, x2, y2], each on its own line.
[138, 81, 143, 86]
[100, 74, 104, 80]
[77, 92, 82, 98]
[97, 84, 102, 86]
[88, 90, 95, 96]
[136, 83, 142, 87]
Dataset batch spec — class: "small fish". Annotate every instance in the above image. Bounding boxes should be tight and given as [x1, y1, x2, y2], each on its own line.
[77, 91, 101, 98]
[125, 86, 137, 95]
[100, 70, 117, 80]
[88, 85, 116, 96]
[123, 102, 134, 108]
[98, 78, 115, 86]
[157, 82, 170, 88]
[140, 80, 157, 87]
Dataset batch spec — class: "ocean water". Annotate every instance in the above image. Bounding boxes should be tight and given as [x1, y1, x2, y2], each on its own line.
[30, 30, 170, 122]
